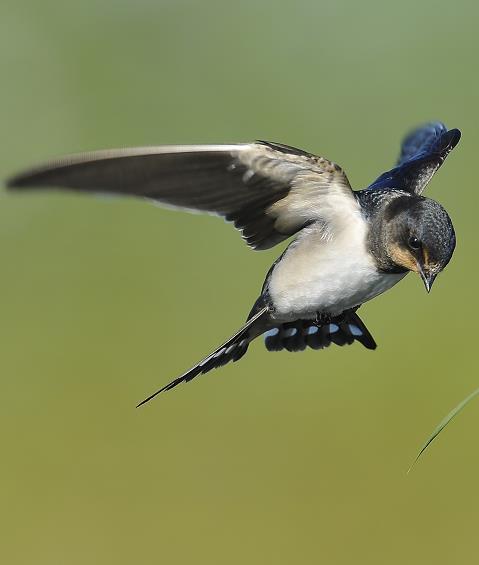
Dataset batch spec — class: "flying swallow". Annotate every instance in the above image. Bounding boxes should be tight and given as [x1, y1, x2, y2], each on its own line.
[6, 122, 460, 405]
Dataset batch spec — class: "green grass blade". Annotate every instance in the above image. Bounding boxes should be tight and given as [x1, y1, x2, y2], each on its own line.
[408, 386, 479, 473]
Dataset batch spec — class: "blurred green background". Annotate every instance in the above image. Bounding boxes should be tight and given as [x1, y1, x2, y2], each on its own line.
[0, 1, 477, 563]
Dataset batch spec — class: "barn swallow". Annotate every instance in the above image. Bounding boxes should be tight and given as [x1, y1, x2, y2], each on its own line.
[6, 122, 460, 405]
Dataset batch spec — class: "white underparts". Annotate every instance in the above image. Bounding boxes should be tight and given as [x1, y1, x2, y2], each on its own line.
[268, 214, 405, 320]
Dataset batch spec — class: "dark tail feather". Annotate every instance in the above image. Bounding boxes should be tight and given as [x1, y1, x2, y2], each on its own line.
[263, 310, 376, 353]
[137, 306, 269, 406]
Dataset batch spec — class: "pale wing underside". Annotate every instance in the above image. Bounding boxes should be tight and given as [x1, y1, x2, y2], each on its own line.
[7, 141, 358, 249]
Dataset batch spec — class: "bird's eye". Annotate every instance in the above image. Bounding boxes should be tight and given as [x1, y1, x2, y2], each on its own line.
[408, 236, 421, 250]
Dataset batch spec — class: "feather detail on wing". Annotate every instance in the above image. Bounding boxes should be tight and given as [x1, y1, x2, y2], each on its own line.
[368, 122, 461, 195]
[7, 141, 357, 250]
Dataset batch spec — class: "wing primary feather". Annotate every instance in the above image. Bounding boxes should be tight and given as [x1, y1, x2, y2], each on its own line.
[397, 122, 447, 166]
[7, 140, 357, 250]
[368, 123, 461, 194]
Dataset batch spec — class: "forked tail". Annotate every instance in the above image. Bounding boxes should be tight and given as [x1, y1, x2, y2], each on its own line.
[137, 306, 270, 406]
[263, 310, 376, 352]
[137, 307, 376, 406]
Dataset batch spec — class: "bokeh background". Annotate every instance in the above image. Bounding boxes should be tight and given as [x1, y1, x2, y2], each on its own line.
[0, 1, 478, 563]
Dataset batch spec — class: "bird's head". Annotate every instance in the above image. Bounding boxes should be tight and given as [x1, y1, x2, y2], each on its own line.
[382, 195, 456, 292]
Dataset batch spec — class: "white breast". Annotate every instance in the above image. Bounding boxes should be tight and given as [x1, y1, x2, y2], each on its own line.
[268, 213, 405, 321]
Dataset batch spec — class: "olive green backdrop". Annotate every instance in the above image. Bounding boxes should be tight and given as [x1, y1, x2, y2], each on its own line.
[0, 1, 477, 563]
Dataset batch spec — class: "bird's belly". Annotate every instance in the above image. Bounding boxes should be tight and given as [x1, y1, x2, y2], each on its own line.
[268, 239, 405, 320]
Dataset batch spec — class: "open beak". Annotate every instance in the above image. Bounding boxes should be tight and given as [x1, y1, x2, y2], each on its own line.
[418, 267, 437, 293]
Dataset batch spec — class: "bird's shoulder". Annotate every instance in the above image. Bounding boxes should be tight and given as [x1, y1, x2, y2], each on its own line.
[356, 187, 411, 219]
[255, 140, 346, 174]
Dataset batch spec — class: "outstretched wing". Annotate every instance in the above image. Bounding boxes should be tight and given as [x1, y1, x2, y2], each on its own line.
[7, 141, 357, 250]
[368, 122, 461, 195]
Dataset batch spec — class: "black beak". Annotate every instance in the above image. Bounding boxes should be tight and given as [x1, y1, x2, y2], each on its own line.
[419, 268, 437, 293]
